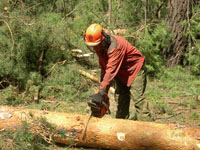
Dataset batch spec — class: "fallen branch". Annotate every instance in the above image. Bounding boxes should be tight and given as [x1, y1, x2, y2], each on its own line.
[78, 69, 115, 94]
[44, 60, 67, 77]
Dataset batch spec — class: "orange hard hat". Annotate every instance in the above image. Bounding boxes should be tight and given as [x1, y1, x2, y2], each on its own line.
[84, 24, 105, 47]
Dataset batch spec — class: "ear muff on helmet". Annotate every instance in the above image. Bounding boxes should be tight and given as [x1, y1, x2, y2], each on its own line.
[101, 30, 111, 46]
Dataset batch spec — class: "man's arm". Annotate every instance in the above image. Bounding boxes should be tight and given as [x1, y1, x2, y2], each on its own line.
[100, 48, 125, 92]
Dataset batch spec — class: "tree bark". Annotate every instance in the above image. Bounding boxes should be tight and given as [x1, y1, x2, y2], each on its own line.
[0, 105, 200, 150]
[164, 0, 190, 66]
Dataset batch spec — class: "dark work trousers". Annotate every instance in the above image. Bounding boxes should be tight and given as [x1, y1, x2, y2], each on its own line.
[115, 64, 153, 121]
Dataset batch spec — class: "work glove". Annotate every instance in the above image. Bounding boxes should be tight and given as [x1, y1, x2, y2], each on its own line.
[88, 90, 110, 118]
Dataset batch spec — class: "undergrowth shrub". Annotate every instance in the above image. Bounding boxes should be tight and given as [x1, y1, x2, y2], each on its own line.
[41, 64, 96, 103]
[0, 0, 109, 105]
[0, 9, 77, 91]
[0, 122, 50, 150]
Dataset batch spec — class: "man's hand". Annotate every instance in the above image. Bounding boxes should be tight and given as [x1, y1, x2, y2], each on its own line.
[90, 92, 104, 103]
[88, 90, 110, 118]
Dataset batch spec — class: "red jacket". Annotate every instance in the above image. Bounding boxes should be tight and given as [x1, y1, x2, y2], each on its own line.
[96, 35, 145, 92]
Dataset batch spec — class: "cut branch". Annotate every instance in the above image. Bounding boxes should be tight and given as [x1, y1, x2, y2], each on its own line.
[78, 69, 99, 83]
[0, 19, 14, 56]
[78, 70, 115, 94]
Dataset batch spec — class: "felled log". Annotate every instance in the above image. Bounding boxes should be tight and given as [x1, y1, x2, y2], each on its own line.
[0, 105, 200, 150]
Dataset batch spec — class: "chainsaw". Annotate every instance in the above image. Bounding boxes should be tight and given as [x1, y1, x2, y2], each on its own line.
[88, 92, 110, 118]
[82, 91, 110, 140]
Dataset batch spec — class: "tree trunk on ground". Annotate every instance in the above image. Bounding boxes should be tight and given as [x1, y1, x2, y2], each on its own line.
[0, 105, 200, 150]
[164, 0, 190, 66]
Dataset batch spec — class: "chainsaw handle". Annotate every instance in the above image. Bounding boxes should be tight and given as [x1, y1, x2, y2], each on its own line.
[102, 101, 110, 114]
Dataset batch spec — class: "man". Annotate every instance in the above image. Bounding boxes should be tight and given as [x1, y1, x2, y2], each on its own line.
[84, 23, 153, 121]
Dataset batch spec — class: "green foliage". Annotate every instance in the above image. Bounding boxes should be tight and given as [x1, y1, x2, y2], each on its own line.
[0, 122, 50, 150]
[134, 22, 172, 76]
[111, 0, 168, 28]
[0, 3, 76, 89]
[0, 0, 171, 96]
[111, 0, 144, 27]
[184, 5, 200, 75]
[0, 0, 198, 107]
[153, 99, 175, 116]
[153, 99, 167, 114]
[0, 0, 197, 109]
[0, 85, 23, 105]
[191, 112, 200, 119]
[41, 64, 95, 103]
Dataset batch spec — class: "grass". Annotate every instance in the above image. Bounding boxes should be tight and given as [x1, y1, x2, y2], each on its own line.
[146, 66, 200, 125]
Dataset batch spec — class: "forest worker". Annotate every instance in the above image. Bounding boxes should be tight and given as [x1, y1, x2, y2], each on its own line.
[84, 23, 153, 121]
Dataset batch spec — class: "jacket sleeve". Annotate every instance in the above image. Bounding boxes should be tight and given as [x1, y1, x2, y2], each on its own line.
[100, 48, 125, 92]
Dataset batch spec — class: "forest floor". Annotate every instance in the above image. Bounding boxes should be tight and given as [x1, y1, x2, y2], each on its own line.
[1, 67, 200, 150]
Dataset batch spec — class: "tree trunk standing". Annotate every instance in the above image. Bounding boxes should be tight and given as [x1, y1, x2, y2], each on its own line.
[164, 0, 190, 66]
